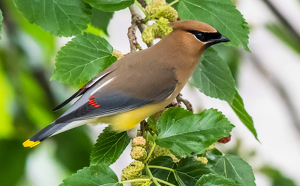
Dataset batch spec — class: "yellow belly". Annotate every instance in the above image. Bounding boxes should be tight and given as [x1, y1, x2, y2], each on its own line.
[97, 101, 168, 131]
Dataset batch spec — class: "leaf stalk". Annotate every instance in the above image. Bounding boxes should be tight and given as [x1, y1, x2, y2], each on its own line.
[119, 178, 150, 184]
[145, 142, 156, 163]
[147, 165, 175, 173]
[145, 165, 161, 186]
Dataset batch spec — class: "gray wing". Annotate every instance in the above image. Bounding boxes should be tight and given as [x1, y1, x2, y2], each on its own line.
[52, 71, 111, 111]
[54, 68, 177, 124]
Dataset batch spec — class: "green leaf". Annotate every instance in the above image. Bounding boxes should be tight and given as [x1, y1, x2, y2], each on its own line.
[90, 127, 130, 166]
[91, 8, 114, 35]
[52, 32, 117, 85]
[13, 0, 92, 37]
[147, 114, 158, 134]
[85, 0, 134, 12]
[190, 48, 236, 103]
[212, 45, 241, 83]
[149, 156, 177, 184]
[156, 107, 234, 156]
[55, 126, 93, 172]
[178, 0, 250, 51]
[206, 149, 256, 186]
[196, 174, 241, 186]
[0, 9, 3, 40]
[175, 158, 211, 186]
[229, 91, 258, 141]
[166, 0, 178, 9]
[60, 165, 122, 186]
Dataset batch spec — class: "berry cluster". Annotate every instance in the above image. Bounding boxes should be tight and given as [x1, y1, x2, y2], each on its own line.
[112, 49, 124, 60]
[147, 141, 179, 162]
[121, 160, 145, 181]
[131, 136, 147, 161]
[145, 0, 178, 21]
[121, 137, 152, 186]
[142, 0, 178, 43]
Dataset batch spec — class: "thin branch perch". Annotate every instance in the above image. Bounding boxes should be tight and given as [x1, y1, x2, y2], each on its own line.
[176, 93, 194, 112]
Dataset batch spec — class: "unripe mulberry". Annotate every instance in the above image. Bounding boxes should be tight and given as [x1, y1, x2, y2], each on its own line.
[132, 136, 146, 147]
[131, 175, 152, 186]
[145, 0, 178, 21]
[142, 26, 155, 43]
[131, 146, 147, 160]
[197, 157, 208, 164]
[142, 18, 173, 43]
[112, 49, 124, 60]
[121, 161, 145, 181]
[207, 144, 215, 150]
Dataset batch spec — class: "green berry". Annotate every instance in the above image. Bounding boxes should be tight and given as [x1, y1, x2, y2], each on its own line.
[131, 146, 147, 160]
[197, 157, 208, 164]
[121, 161, 145, 181]
[112, 49, 124, 60]
[132, 136, 146, 147]
[142, 26, 155, 43]
[145, 0, 178, 22]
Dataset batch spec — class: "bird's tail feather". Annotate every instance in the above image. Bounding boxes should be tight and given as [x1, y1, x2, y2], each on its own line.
[23, 123, 68, 148]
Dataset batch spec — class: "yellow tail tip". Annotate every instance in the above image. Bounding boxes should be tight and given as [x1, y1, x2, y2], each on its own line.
[23, 139, 40, 148]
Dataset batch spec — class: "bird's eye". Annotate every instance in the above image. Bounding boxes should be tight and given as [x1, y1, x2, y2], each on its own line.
[195, 33, 204, 40]
[187, 30, 206, 42]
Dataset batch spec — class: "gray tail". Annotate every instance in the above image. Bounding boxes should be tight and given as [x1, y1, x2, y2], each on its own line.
[23, 123, 68, 148]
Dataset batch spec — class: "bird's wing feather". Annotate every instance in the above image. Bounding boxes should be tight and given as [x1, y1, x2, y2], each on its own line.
[52, 71, 112, 111]
[54, 67, 177, 124]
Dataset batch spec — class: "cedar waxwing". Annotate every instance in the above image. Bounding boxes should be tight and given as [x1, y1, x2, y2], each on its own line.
[23, 20, 230, 148]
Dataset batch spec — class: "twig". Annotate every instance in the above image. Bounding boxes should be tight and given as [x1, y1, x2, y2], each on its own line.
[176, 93, 193, 112]
[249, 54, 300, 135]
[262, 0, 300, 44]
[137, 0, 147, 8]
[129, 5, 153, 48]
[140, 120, 147, 137]
[127, 12, 141, 53]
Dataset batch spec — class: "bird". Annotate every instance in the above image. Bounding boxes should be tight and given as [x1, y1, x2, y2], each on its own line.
[23, 20, 230, 148]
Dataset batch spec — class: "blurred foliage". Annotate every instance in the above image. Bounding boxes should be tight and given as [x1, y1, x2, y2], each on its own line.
[266, 23, 300, 56]
[0, 0, 93, 185]
[0, 139, 29, 186]
[260, 166, 297, 186]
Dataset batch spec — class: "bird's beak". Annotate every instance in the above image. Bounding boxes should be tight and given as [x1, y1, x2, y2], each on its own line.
[209, 35, 230, 45]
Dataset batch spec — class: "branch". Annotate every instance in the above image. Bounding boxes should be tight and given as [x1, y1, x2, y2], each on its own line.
[262, 0, 300, 44]
[127, 12, 141, 53]
[249, 53, 300, 135]
[176, 93, 194, 112]
[137, 0, 147, 8]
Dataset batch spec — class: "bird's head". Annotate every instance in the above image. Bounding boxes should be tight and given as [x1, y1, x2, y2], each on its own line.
[168, 20, 230, 55]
